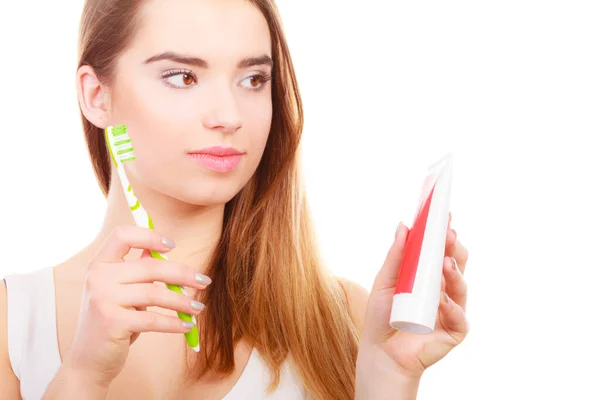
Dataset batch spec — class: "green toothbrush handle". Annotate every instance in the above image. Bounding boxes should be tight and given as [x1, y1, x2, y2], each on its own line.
[166, 283, 200, 351]
[150, 250, 200, 352]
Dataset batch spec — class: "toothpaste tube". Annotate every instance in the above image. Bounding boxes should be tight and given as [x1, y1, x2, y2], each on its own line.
[389, 153, 453, 334]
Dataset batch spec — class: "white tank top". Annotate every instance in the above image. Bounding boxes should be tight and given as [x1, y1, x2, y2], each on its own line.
[3, 267, 308, 400]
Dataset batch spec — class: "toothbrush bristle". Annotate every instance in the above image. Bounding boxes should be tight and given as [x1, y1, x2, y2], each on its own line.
[109, 125, 136, 162]
[111, 124, 127, 137]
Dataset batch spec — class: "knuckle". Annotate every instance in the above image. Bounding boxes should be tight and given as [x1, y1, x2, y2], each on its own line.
[88, 290, 103, 308]
[112, 225, 129, 243]
[86, 259, 100, 271]
[146, 312, 159, 330]
[84, 271, 119, 313]
[84, 269, 98, 286]
[145, 285, 160, 305]
[98, 306, 117, 328]
[84, 270, 104, 295]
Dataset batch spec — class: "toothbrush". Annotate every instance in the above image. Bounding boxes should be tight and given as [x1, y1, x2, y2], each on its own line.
[105, 124, 200, 352]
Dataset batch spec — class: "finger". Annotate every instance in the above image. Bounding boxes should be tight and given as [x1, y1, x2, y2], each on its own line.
[453, 240, 469, 275]
[438, 291, 469, 343]
[445, 228, 457, 255]
[123, 309, 196, 334]
[118, 283, 206, 315]
[442, 256, 467, 309]
[372, 222, 409, 290]
[448, 211, 452, 228]
[141, 249, 152, 259]
[92, 226, 176, 264]
[117, 258, 212, 287]
[440, 274, 447, 294]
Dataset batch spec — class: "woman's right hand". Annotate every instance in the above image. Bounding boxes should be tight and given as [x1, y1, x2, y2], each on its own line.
[64, 225, 211, 388]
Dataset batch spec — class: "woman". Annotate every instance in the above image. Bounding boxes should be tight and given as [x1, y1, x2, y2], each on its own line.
[0, 0, 470, 399]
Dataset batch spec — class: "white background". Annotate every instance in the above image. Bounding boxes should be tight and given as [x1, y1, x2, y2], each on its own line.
[1, 1, 599, 399]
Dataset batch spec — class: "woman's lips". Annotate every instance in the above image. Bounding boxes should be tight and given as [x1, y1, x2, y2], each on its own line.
[187, 147, 244, 172]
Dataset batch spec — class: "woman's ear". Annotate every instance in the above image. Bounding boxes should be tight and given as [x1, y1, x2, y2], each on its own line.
[76, 65, 109, 128]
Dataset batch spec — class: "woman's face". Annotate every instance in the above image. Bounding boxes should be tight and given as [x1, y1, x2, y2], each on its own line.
[107, 0, 273, 206]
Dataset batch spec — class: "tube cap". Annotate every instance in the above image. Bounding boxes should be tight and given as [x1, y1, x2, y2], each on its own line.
[389, 293, 439, 334]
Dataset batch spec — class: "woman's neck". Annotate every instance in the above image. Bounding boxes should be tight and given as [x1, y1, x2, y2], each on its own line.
[91, 169, 225, 275]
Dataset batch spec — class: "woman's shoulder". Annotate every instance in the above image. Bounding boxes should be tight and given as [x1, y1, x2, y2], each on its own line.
[336, 277, 369, 332]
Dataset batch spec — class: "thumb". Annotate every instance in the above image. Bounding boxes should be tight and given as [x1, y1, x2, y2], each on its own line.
[140, 249, 152, 259]
[372, 222, 409, 292]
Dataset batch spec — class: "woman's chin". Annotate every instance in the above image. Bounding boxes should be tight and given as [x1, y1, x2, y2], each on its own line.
[168, 187, 239, 208]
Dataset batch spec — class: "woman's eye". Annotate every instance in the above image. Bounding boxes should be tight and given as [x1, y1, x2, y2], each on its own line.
[164, 72, 197, 88]
[241, 73, 270, 90]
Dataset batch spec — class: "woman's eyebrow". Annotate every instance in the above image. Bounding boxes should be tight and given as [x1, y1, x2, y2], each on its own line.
[143, 52, 273, 69]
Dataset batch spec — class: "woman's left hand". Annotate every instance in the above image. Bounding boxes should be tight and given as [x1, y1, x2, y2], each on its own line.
[355, 213, 469, 397]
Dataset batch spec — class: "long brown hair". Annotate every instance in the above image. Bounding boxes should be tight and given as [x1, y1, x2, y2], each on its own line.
[77, 1, 359, 398]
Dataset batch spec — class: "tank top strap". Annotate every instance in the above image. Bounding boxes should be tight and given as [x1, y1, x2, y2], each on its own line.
[3, 266, 61, 398]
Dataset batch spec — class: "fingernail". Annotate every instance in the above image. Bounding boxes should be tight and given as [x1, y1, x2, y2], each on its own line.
[191, 301, 205, 311]
[183, 321, 195, 330]
[443, 292, 450, 303]
[162, 237, 176, 248]
[195, 273, 212, 285]
[395, 222, 404, 238]
[451, 257, 458, 271]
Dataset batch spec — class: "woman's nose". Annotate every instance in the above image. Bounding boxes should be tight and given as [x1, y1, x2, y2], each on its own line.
[201, 88, 243, 134]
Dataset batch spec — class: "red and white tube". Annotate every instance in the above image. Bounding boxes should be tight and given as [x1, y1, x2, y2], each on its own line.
[389, 153, 453, 334]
